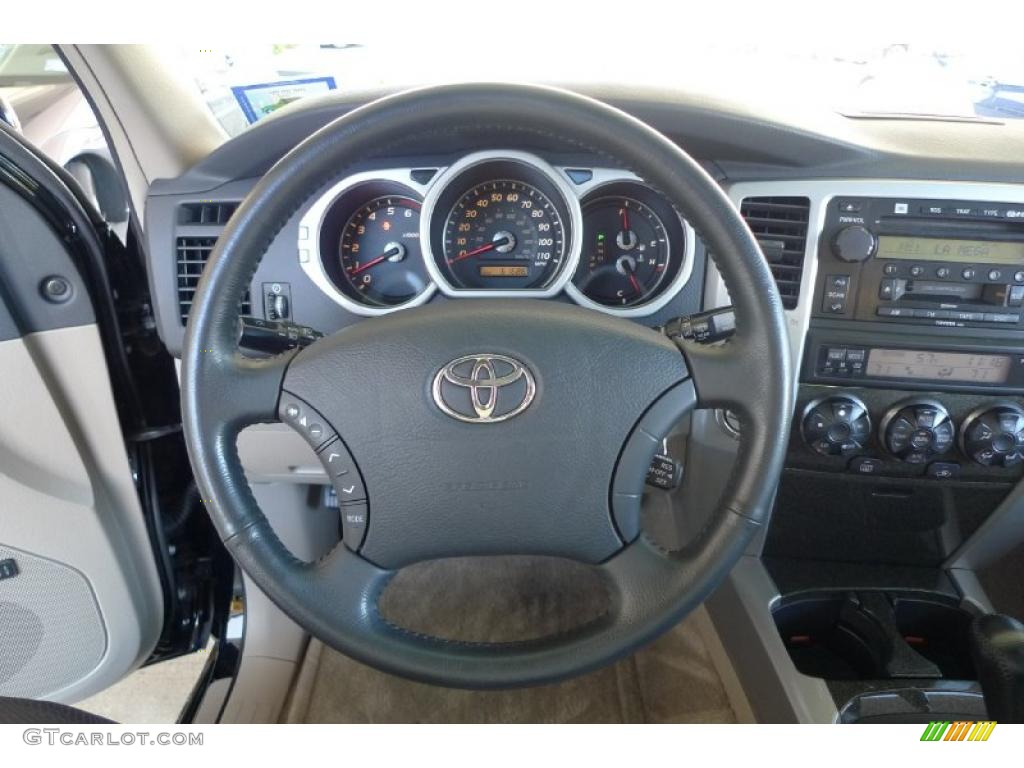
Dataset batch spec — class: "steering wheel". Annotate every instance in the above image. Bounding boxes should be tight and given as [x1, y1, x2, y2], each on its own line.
[181, 83, 792, 689]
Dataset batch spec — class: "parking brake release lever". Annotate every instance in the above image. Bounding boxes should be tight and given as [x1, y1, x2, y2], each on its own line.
[661, 306, 736, 345]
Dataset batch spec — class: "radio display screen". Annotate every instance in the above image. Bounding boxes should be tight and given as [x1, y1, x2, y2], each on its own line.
[866, 348, 1011, 384]
[877, 236, 1024, 265]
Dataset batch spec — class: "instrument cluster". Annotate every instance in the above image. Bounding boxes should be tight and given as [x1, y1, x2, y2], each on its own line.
[297, 151, 695, 318]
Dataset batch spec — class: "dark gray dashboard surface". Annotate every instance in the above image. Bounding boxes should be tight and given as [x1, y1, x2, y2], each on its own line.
[151, 82, 1024, 195]
[145, 83, 1024, 356]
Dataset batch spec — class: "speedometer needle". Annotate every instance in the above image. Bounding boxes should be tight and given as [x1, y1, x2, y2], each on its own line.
[448, 242, 495, 264]
[349, 246, 400, 275]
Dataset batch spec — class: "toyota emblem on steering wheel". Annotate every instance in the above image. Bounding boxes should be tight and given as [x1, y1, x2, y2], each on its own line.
[432, 354, 536, 423]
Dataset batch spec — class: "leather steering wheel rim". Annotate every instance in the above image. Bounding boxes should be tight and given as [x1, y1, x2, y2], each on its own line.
[181, 83, 792, 689]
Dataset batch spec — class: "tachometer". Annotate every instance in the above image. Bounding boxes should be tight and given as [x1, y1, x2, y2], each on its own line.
[441, 180, 565, 290]
[339, 195, 427, 307]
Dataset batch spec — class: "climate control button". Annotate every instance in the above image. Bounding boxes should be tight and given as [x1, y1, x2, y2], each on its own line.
[881, 399, 954, 464]
[960, 403, 1024, 467]
[802, 395, 871, 457]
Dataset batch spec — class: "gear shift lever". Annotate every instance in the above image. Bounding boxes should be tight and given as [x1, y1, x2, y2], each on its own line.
[971, 614, 1024, 723]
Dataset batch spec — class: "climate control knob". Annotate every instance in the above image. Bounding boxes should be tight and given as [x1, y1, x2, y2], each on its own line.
[802, 395, 871, 457]
[881, 399, 955, 464]
[833, 225, 877, 263]
[960, 404, 1024, 467]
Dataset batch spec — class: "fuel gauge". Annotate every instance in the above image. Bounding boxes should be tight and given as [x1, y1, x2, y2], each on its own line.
[572, 195, 671, 307]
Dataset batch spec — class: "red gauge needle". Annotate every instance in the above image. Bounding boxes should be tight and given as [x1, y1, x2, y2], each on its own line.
[448, 242, 495, 264]
[349, 246, 399, 275]
[628, 273, 643, 295]
[620, 206, 630, 234]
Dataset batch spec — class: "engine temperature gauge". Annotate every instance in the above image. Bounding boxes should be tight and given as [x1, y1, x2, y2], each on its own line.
[572, 196, 670, 307]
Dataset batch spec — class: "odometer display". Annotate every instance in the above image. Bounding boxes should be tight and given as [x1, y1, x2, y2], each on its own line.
[441, 180, 566, 290]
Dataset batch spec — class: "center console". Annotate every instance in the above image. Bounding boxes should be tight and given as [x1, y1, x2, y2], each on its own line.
[715, 186, 1024, 723]
[788, 195, 1024, 538]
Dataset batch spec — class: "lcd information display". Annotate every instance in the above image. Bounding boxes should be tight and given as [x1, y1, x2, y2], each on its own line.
[877, 236, 1024, 265]
[866, 348, 1011, 384]
[479, 265, 529, 277]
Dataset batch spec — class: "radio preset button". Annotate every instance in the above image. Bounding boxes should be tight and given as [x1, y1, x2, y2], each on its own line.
[989, 269, 1004, 282]
[910, 265, 926, 277]
[936, 267, 951, 279]
[884, 263, 899, 276]
[962, 268, 976, 280]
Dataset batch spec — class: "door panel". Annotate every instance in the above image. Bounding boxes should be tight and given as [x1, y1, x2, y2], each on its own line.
[0, 133, 164, 702]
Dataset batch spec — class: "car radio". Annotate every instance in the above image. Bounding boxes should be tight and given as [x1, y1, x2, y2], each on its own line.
[813, 196, 1024, 329]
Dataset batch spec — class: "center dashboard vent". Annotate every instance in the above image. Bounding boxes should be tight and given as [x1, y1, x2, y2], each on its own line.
[175, 236, 251, 325]
[739, 196, 810, 310]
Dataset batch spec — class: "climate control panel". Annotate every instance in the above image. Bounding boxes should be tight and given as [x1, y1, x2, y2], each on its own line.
[879, 399, 955, 464]
[960, 403, 1024, 467]
[801, 396, 871, 457]
[793, 386, 1024, 480]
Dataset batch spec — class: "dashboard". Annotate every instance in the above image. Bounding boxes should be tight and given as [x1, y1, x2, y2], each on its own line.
[137, 86, 1024, 722]
[143, 87, 1024, 569]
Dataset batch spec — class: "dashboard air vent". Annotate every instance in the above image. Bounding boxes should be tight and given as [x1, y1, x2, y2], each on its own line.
[176, 236, 251, 325]
[178, 202, 239, 225]
[739, 196, 810, 310]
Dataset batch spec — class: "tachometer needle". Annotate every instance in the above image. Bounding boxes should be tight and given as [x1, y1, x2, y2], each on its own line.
[349, 246, 400, 275]
[628, 273, 643, 295]
[620, 206, 630, 234]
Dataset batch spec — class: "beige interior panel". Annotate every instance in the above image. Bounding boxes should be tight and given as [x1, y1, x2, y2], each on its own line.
[0, 326, 163, 703]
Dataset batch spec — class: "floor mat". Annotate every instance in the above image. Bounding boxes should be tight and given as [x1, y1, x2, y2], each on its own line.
[287, 556, 737, 723]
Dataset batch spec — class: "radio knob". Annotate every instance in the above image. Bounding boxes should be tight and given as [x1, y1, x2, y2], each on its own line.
[881, 399, 954, 464]
[960, 404, 1024, 468]
[833, 225, 877, 263]
[802, 395, 871, 457]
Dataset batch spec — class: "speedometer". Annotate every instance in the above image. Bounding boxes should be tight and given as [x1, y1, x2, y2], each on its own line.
[422, 151, 581, 297]
[442, 180, 565, 290]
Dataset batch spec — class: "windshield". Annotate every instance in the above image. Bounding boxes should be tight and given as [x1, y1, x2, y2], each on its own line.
[174, 42, 1024, 138]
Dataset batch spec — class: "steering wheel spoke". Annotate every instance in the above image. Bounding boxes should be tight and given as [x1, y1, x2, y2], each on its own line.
[674, 336, 763, 414]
